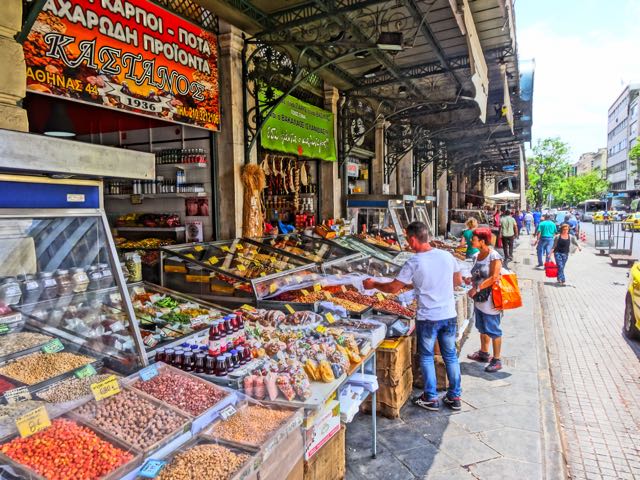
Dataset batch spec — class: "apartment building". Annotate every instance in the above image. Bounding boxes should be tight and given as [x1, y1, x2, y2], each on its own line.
[607, 84, 640, 190]
[573, 148, 607, 176]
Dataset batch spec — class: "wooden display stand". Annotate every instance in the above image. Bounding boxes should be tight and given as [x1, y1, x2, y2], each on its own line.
[303, 425, 346, 480]
[361, 336, 413, 419]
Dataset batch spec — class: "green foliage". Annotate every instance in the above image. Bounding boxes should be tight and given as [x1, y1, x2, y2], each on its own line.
[526, 138, 571, 207]
[630, 140, 640, 176]
[555, 171, 609, 206]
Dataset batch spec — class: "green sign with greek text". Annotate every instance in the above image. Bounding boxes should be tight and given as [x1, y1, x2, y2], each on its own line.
[259, 89, 336, 161]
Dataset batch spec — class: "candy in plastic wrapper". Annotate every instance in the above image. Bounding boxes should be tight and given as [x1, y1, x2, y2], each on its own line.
[266, 372, 278, 401]
[276, 374, 296, 401]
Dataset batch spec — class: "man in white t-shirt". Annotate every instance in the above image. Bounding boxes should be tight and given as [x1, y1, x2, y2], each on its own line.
[364, 222, 463, 411]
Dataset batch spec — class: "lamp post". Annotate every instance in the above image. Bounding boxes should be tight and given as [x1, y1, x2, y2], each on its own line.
[537, 165, 546, 209]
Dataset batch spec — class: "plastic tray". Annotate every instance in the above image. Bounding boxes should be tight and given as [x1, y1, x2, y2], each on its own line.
[125, 363, 237, 434]
[0, 331, 54, 365]
[0, 416, 142, 480]
[70, 386, 193, 456]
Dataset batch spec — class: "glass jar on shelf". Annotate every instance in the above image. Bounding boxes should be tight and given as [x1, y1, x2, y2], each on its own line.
[70, 267, 90, 293]
[54, 269, 73, 296]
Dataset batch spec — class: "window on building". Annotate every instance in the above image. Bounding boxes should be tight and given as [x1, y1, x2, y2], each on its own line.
[611, 181, 627, 190]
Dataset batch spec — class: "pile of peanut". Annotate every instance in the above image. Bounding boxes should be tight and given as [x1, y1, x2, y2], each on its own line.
[208, 405, 292, 446]
[157, 444, 249, 480]
[0, 352, 95, 385]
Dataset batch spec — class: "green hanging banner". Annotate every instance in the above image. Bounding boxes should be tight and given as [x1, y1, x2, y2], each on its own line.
[259, 89, 336, 161]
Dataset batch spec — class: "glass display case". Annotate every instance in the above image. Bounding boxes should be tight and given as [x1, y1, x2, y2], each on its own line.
[252, 233, 360, 265]
[0, 209, 146, 374]
[331, 235, 413, 266]
[345, 195, 412, 251]
[159, 239, 310, 306]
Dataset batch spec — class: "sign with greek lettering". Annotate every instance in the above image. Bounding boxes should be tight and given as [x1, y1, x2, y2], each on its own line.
[259, 88, 336, 161]
[23, 0, 220, 131]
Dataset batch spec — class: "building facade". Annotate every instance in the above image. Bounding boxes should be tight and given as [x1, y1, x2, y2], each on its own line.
[574, 148, 607, 177]
[607, 84, 640, 190]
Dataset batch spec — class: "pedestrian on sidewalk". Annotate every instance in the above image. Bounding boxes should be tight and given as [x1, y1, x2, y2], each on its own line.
[535, 214, 557, 267]
[524, 211, 534, 235]
[515, 210, 524, 236]
[459, 217, 480, 259]
[533, 209, 542, 231]
[466, 228, 504, 372]
[550, 223, 582, 285]
[363, 221, 463, 411]
[500, 210, 518, 261]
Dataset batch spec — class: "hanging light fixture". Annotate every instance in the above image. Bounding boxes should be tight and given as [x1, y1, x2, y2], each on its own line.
[44, 102, 76, 138]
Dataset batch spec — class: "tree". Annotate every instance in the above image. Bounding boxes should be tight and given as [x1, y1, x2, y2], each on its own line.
[630, 140, 640, 178]
[554, 171, 609, 206]
[526, 138, 571, 207]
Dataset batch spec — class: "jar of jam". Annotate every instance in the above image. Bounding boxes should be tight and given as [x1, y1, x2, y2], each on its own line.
[38, 272, 58, 300]
[224, 316, 233, 334]
[230, 349, 240, 368]
[183, 351, 194, 372]
[55, 269, 73, 296]
[17, 274, 41, 305]
[70, 267, 90, 293]
[217, 319, 226, 338]
[235, 311, 244, 330]
[98, 263, 114, 289]
[236, 346, 246, 365]
[164, 348, 175, 365]
[224, 352, 234, 372]
[205, 355, 216, 375]
[209, 321, 220, 341]
[86, 265, 102, 291]
[215, 356, 227, 376]
[154, 349, 166, 363]
[194, 353, 206, 373]
[172, 349, 184, 368]
[0, 278, 22, 306]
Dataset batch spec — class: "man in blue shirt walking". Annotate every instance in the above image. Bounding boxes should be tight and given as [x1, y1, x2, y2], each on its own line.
[533, 209, 542, 231]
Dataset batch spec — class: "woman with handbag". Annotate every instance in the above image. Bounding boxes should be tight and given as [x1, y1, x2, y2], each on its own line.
[550, 223, 582, 286]
[466, 228, 504, 373]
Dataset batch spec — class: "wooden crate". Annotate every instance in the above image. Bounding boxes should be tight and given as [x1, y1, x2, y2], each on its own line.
[303, 425, 345, 480]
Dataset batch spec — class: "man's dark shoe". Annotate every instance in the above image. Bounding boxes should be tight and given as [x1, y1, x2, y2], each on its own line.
[485, 358, 503, 372]
[467, 350, 490, 362]
[443, 396, 462, 410]
[412, 393, 440, 411]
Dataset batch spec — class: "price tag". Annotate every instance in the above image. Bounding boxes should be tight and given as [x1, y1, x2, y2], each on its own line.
[237, 264, 247, 271]
[139, 459, 166, 479]
[269, 257, 277, 264]
[219, 404, 237, 420]
[316, 325, 327, 334]
[323, 291, 332, 300]
[284, 304, 295, 314]
[236, 243, 244, 250]
[313, 284, 322, 292]
[184, 253, 195, 259]
[0, 324, 9, 335]
[91, 375, 121, 401]
[139, 364, 159, 381]
[269, 283, 277, 294]
[301, 289, 310, 296]
[74, 364, 97, 379]
[325, 313, 336, 324]
[208, 256, 219, 265]
[376, 293, 385, 302]
[221, 246, 231, 252]
[41, 338, 64, 354]
[193, 245, 204, 252]
[341, 285, 348, 293]
[16, 406, 50, 438]
[4, 386, 31, 404]
[260, 272, 266, 277]
[241, 304, 256, 312]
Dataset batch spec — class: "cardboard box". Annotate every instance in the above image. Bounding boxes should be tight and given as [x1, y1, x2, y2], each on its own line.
[412, 354, 447, 391]
[304, 425, 345, 480]
[285, 458, 304, 480]
[258, 420, 304, 480]
[376, 335, 412, 386]
[303, 400, 341, 461]
[361, 366, 413, 419]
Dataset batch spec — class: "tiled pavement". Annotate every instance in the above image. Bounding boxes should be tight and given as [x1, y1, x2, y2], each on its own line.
[516, 225, 640, 480]
[345, 239, 565, 479]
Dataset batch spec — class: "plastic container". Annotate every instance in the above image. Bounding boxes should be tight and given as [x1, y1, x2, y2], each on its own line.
[17, 274, 42, 305]
[37, 272, 58, 300]
[125, 253, 142, 282]
[0, 278, 22, 306]
[70, 267, 90, 293]
[54, 269, 73, 296]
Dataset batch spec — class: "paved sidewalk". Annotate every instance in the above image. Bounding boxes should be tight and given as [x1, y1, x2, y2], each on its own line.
[345, 240, 565, 479]
[516, 227, 640, 479]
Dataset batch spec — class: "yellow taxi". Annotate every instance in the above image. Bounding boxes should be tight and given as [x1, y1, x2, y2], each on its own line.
[625, 263, 640, 339]
[623, 213, 640, 231]
[592, 210, 619, 223]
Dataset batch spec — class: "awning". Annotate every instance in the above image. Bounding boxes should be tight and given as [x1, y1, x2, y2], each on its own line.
[487, 190, 520, 201]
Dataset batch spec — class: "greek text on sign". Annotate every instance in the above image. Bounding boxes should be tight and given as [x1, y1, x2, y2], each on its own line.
[91, 375, 121, 401]
[4, 387, 32, 404]
[219, 404, 237, 420]
[16, 406, 51, 438]
[23, 0, 220, 131]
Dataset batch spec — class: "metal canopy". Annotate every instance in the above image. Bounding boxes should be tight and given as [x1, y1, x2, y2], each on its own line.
[202, 0, 531, 175]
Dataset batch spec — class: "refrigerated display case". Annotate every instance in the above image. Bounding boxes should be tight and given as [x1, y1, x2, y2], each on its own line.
[345, 195, 412, 251]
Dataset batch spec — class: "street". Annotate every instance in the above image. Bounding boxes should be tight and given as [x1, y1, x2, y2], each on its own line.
[346, 231, 640, 479]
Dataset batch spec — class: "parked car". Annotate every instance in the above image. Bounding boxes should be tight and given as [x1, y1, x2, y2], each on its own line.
[624, 263, 640, 339]
[554, 210, 570, 226]
[593, 210, 625, 223]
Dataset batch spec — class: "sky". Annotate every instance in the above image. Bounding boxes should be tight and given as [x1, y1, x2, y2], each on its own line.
[515, 0, 640, 163]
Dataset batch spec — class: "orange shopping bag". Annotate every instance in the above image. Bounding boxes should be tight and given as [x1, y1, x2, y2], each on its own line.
[492, 272, 523, 310]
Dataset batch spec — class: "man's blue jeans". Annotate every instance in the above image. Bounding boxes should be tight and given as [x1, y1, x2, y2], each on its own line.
[416, 318, 461, 401]
[537, 237, 554, 266]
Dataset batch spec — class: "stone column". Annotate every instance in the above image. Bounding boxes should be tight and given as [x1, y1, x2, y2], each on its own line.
[437, 170, 448, 235]
[459, 173, 467, 208]
[320, 85, 342, 220]
[519, 145, 527, 210]
[450, 174, 459, 208]
[395, 150, 413, 194]
[216, 21, 246, 240]
[371, 119, 386, 194]
[0, 1, 28, 131]
[423, 162, 434, 197]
